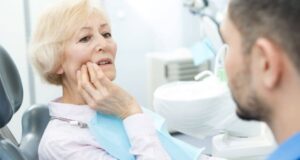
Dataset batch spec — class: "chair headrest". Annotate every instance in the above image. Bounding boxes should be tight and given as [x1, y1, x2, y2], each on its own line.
[0, 45, 23, 128]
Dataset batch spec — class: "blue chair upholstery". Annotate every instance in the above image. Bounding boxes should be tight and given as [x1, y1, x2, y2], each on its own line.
[0, 45, 50, 160]
[0, 46, 23, 129]
[20, 104, 50, 160]
[0, 45, 26, 160]
[0, 137, 26, 160]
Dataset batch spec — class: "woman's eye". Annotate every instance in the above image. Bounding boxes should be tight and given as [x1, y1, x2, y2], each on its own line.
[79, 36, 91, 43]
[102, 32, 112, 38]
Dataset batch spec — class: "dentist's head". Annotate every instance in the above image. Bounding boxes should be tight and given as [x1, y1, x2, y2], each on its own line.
[221, 0, 300, 143]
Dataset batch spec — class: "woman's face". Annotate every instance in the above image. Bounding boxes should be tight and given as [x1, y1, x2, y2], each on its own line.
[60, 13, 117, 87]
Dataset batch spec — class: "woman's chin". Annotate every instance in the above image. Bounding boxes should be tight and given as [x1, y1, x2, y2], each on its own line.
[104, 71, 116, 81]
[98, 65, 116, 81]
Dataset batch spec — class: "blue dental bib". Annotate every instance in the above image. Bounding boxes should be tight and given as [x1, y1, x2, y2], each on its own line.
[89, 108, 203, 160]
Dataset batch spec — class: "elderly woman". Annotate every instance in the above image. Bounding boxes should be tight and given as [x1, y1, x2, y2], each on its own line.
[29, 0, 170, 159]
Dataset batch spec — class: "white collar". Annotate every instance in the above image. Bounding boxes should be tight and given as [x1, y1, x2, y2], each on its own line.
[48, 98, 96, 124]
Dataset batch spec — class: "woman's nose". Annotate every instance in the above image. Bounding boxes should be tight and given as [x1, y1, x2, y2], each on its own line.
[95, 34, 107, 53]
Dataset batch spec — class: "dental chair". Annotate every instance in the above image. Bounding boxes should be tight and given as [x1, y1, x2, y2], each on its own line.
[0, 45, 50, 160]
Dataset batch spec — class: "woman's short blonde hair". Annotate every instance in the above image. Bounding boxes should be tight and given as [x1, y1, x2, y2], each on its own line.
[30, 0, 107, 85]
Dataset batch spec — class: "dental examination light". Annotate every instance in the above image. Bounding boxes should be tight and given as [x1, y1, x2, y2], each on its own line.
[183, 0, 209, 15]
[183, 0, 227, 23]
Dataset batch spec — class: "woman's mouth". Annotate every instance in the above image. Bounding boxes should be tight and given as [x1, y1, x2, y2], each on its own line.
[96, 58, 113, 66]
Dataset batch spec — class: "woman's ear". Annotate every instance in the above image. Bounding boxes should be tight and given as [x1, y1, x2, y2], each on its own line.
[56, 67, 64, 75]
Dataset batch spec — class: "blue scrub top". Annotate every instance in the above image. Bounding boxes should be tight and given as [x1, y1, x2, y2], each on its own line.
[268, 132, 300, 160]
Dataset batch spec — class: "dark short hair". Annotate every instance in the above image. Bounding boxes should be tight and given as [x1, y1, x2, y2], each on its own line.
[229, 0, 300, 71]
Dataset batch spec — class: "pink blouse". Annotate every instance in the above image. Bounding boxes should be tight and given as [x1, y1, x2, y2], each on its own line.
[38, 100, 171, 160]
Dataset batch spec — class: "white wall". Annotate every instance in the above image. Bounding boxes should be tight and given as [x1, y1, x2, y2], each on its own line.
[0, 0, 30, 141]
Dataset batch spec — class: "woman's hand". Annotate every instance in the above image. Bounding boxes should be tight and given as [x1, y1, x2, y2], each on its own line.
[77, 62, 142, 119]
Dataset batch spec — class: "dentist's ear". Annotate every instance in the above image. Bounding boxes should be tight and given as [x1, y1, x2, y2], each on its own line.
[254, 38, 283, 89]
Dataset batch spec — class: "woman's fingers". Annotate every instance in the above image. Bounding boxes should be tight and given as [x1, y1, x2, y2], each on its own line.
[76, 70, 97, 108]
[86, 62, 99, 87]
[80, 65, 102, 99]
[92, 63, 112, 90]
[87, 62, 108, 95]
[77, 62, 140, 118]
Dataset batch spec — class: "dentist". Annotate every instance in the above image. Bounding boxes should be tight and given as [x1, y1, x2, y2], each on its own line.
[221, 0, 300, 159]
